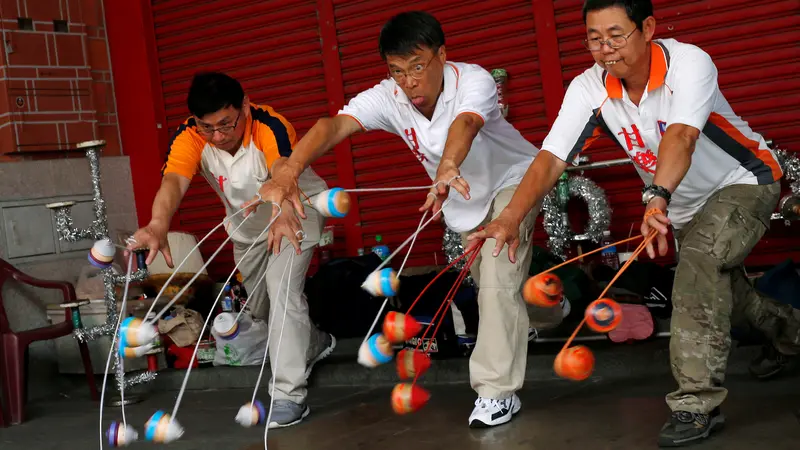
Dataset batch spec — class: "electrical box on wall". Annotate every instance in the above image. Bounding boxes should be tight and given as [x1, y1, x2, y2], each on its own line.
[0, 195, 94, 263]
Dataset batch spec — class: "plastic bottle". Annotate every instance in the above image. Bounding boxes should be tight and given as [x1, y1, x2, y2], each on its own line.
[371, 235, 390, 260]
[600, 230, 620, 270]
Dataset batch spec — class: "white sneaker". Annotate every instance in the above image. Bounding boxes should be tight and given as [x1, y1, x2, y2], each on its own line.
[468, 393, 522, 428]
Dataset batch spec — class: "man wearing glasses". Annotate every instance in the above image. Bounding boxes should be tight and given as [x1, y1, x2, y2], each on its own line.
[128, 72, 336, 429]
[249, 11, 556, 428]
[470, 0, 800, 446]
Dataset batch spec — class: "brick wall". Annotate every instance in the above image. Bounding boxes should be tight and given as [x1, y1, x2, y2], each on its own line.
[0, 0, 120, 159]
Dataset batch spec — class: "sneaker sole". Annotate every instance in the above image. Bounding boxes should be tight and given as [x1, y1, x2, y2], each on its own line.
[305, 334, 337, 379]
[267, 405, 311, 429]
[468, 398, 522, 428]
[657, 415, 725, 447]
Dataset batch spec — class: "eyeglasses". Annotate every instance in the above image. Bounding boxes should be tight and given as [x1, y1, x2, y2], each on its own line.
[196, 111, 241, 136]
[583, 28, 637, 51]
[388, 52, 438, 82]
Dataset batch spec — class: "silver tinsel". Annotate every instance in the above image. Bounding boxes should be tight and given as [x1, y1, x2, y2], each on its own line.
[442, 228, 474, 286]
[50, 142, 154, 393]
[775, 148, 800, 196]
[542, 175, 611, 259]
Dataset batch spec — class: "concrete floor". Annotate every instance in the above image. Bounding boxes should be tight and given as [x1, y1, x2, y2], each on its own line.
[1, 372, 798, 450]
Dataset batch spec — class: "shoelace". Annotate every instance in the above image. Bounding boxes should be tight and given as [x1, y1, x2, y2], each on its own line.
[475, 397, 510, 410]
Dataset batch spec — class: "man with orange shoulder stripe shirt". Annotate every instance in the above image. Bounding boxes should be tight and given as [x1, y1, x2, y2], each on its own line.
[127, 72, 336, 429]
[470, 0, 800, 446]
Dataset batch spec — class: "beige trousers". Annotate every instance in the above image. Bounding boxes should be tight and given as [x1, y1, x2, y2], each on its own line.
[232, 207, 326, 404]
[460, 185, 541, 399]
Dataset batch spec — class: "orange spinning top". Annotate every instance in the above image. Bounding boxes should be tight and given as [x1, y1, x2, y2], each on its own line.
[396, 349, 431, 380]
[383, 312, 422, 343]
[391, 383, 430, 414]
[554, 345, 595, 381]
[585, 298, 623, 333]
[522, 273, 563, 307]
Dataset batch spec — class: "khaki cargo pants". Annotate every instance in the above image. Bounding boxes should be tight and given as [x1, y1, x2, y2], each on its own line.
[232, 207, 327, 405]
[459, 185, 543, 400]
[666, 181, 800, 414]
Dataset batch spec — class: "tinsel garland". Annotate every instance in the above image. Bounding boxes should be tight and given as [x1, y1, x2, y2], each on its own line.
[442, 228, 474, 286]
[542, 175, 611, 259]
[775, 148, 800, 196]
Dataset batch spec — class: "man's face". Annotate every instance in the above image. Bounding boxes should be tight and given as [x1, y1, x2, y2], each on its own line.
[585, 6, 654, 80]
[195, 104, 247, 152]
[385, 46, 446, 113]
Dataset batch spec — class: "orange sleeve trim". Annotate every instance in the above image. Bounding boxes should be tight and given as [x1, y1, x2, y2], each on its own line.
[161, 118, 204, 180]
[338, 113, 367, 132]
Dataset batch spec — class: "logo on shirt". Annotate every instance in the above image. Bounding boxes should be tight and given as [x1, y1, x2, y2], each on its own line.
[618, 124, 658, 174]
[658, 120, 667, 137]
[404, 128, 428, 163]
[217, 175, 228, 193]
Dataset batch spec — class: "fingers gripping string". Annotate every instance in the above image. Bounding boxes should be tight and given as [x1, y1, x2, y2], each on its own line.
[141, 204, 251, 320]
[169, 203, 283, 421]
[99, 252, 134, 450]
[263, 251, 295, 449]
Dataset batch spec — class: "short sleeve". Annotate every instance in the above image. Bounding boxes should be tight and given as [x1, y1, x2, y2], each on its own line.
[337, 85, 394, 132]
[161, 119, 205, 179]
[541, 77, 607, 164]
[665, 47, 718, 131]
[251, 104, 296, 170]
[453, 67, 498, 124]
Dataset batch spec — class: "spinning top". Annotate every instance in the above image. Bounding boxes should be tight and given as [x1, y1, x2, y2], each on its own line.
[106, 421, 138, 447]
[396, 349, 431, 380]
[213, 312, 240, 340]
[119, 317, 158, 348]
[88, 239, 115, 269]
[382, 312, 422, 343]
[357, 333, 393, 368]
[585, 298, 623, 333]
[144, 410, 184, 443]
[235, 400, 266, 427]
[522, 273, 563, 307]
[391, 382, 430, 414]
[119, 342, 154, 359]
[311, 187, 351, 218]
[553, 345, 595, 381]
[362, 268, 400, 297]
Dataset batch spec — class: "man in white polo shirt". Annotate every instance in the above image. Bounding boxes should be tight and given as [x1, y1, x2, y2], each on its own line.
[470, 0, 800, 446]
[249, 11, 552, 428]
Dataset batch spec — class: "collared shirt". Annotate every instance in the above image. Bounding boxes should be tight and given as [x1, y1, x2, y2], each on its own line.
[162, 102, 328, 243]
[542, 38, 782, 229]
[337, 61, 539, 232]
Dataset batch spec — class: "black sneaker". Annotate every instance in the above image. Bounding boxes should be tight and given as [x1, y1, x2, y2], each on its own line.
[657, 408, 725, 447]
[749, 344, 796, 380]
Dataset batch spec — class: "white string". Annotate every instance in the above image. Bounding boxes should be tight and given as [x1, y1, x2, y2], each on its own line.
[359, 210, 429, 347]
[99, 251, 134, 450]
[148, 210, 259, 323]
[170, 203, 282, 420]
[264, 251, 295, 449]
[233, 251, 273, 324]
[141, 204, 249, 320]
[342, 175, 461, 193]
[369, 197, 451, 277]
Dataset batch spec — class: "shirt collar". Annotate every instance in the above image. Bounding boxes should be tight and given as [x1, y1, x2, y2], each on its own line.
[603, 40, 670, 99]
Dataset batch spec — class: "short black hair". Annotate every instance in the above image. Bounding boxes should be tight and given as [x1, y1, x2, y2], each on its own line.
[378, 11, 445, 60]
[187, 72, 245, 119]
[582, 0, 654, 30]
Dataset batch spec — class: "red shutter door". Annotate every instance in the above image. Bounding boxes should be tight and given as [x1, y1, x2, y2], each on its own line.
[334, 0, 547, 267]
[150, 0, 341, 278]
[553, 0, 800, 266]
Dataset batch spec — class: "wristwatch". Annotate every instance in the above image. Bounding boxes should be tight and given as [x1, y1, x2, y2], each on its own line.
[642, 184, 671, 206]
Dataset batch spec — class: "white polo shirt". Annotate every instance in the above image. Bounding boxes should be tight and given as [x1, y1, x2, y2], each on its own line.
[338, 61, 539, 232]
[542, 38, 783, 229]
[162, 103, 328, 244]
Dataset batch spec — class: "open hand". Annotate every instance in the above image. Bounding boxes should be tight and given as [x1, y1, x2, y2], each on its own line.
[266, 200, 304, 255]
[466, 211, 522, 263]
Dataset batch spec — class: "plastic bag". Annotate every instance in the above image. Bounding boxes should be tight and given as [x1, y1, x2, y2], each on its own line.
[211, 313, 269, 366]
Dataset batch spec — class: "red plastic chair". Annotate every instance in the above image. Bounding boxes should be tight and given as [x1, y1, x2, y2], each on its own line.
[0, 258, 99, 426]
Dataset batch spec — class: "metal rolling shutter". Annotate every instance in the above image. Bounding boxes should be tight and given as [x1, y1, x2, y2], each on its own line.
[552, 0, 800, 266]
[334, 0, 548, 268]
[151, 0, 340, 278]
